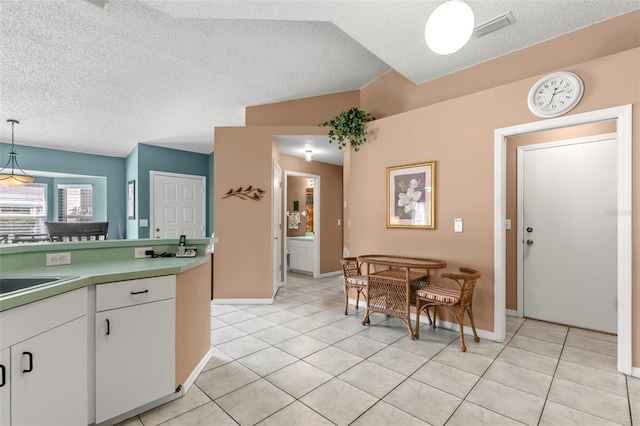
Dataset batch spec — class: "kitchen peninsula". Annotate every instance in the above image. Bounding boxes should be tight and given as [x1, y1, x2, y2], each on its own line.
[0, 237, 217, 425]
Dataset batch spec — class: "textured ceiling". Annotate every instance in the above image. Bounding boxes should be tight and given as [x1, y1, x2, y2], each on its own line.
[1, 0, 638, 160]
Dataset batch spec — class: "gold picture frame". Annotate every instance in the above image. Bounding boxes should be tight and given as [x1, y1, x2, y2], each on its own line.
[387, 161, 436, 229]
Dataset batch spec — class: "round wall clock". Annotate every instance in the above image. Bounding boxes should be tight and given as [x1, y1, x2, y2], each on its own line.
[527, 71, 584, 118]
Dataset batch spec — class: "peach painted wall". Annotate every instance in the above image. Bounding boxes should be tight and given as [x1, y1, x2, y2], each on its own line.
[361, 10, 640, 119]
[280, 154, 343, 274]
[505, 121, 617, 311]
[216, 11, 640, 364]
[352, 47, 639, 343]
[175, 260, 211, 388]
[246, 90, 360, 126]
[286, 176, 310, 237]
[214, 126, 326, 299]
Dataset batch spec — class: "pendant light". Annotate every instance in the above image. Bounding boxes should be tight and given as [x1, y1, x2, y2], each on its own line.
[0, 119, 35, 187]
[425, 0, 475, 55]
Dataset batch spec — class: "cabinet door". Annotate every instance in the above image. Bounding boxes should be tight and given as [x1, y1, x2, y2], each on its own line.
[95, 299, 175, 424]
[11, 316, 88, 426]
[289, 246, 300, 271]
[0, 347, 9, 426]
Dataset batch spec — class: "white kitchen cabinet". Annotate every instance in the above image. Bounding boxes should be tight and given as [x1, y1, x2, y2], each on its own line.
[95, 276, 176, 424]
[0, 288, 88, 426]
[11, 317, 87, 426]
[288, 238, 314, 274]
[0, 348, 9, 426]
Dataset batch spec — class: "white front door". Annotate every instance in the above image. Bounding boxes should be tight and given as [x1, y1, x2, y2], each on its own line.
[273, 161, 282, 296]
[520, 135, 617, 333]
[151, 172, 205, 239]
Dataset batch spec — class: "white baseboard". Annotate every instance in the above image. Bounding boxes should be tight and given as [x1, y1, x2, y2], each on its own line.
[347, 297, 497, 342]
[212, 298, 273, 305]
[630, 367, 640, 378]
[318, 270, 342, 278]
[181, 348, 213, 393]
[506, 309, 519, 317]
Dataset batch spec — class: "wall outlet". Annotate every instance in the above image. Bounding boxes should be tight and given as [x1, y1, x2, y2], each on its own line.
[134, 247, 153, 258]
[46, 252, 71, 266]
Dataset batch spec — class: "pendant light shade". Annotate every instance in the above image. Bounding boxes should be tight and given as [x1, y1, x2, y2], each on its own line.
[425, 0, 475, 55]
[0, 120, 35, 187]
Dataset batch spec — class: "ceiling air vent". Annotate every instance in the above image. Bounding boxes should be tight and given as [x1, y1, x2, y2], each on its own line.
[83, 0, 111, 9]
[473, 12, 514, 38]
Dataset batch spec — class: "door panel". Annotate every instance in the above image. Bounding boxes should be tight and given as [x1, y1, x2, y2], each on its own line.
[522, 137, 617, 333]
[153, 173, 205, 238]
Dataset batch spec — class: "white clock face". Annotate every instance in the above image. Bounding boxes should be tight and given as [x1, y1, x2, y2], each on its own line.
[527, 72, 584, 118]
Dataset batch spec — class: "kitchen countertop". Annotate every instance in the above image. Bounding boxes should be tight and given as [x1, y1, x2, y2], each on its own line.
[0, 256, 209, 311]
[0, 237, 216, 311]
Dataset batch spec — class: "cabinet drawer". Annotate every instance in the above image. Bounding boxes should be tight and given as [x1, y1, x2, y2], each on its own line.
[96, 275, 175, 312]
[0, 287, 87, 350]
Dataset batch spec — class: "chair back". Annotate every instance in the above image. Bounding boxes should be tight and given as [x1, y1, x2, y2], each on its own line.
[46, 221, 109, 242]
[340, 257, 361, 278]
[440, 267, 481, 306]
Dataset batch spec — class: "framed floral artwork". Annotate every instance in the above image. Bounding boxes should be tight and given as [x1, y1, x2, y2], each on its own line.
[386, 161, 436, 229]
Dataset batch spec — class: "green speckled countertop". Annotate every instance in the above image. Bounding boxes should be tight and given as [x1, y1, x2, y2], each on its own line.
[0, 237, 217, 311]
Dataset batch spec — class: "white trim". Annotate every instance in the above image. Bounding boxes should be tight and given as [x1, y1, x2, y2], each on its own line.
[97, 390, 181, 426]
[516, 133, 617, 321]
[149, 171, 206, 238]
[180, 348, 213, 393]
[495, 104, 633, 374]
[346, 298, 496, 341]
[273, 159, 283, 298]
[318, 270, 342, 278]
[506, 309, 519, 317]
[212, 298, 274, 305]
[631, 367, 640, 379]
[284, 171, 321, 279]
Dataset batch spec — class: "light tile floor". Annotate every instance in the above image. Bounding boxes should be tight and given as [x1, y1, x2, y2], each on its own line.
[121, 273, 639, 426]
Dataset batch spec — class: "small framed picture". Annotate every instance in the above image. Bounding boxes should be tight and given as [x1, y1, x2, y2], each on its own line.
[127, 180, 135, 220]
[387, 161, 436, 229]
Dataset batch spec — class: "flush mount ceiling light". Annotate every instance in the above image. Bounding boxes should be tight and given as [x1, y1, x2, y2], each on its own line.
[425, 0, 475, 55]
[0, 120, 35, 187]
[304, 150, 313, 162]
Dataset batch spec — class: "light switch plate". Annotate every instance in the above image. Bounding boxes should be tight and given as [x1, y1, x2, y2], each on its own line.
[505, 219, 511, 230]
[454, 218, 463, 233]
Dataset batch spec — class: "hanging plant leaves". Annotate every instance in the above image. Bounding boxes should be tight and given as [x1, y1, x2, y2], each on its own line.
[319, 107, 374, 152]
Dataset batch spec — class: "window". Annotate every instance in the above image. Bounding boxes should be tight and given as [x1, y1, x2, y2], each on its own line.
[58, 184, 93, 222]
[0, 184, 48, 239]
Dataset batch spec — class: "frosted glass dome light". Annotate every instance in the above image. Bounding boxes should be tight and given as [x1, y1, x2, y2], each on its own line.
[425, 0, 475, 55]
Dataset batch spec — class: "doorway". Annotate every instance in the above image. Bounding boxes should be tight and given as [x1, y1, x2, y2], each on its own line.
[494, 104, 633, 374]
[284, 171, 321, 283]
[150, 171, 206, 239]
[518, 134, 617, 333]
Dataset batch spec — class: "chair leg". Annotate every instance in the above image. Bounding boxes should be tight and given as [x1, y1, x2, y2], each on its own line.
[459, 307, 467, 352]
[467, 306, 480, 343]
[356, 291, 361, 310]
[415, 301, 422, 339]
[344, 286, 349, 315]
[431, 306, 438, 329]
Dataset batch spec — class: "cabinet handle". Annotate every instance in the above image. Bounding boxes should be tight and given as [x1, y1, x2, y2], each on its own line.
[106, 318, 110, 335]
[130, 289, 149, 295]
[23, 352, 33, 373]
[0, 365, 5, 386]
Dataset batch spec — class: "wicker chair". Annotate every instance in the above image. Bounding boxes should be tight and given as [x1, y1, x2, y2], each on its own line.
[415, 267, 481, 352]
[340, 257, 368, 315]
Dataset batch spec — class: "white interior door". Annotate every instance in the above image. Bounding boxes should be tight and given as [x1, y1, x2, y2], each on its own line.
[273, 161, 282, 296]
[521, 135, 617, 333]
[152, 172, 205, 239]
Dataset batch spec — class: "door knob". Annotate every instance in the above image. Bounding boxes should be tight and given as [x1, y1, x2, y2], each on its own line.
[526, 239, 534, 245]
